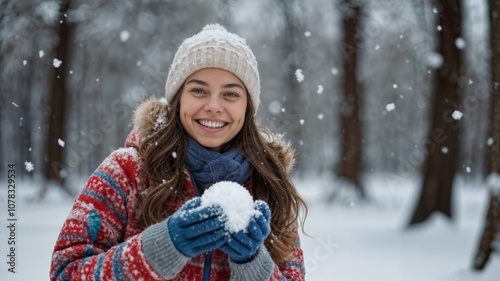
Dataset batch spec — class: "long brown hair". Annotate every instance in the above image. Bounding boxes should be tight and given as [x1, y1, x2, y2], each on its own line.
[138, 91, 308, 263]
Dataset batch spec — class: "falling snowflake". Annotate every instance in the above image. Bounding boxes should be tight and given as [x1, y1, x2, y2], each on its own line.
[317, 85, 324, 94]
[295, 69, 304, 83]
[455, 38, 466, 50]
[120, 30, 130, 42]
[386, 103, 395, 112]
[451, 110, 463, 120]
[53, 58, 62, 68]
[487, 174, 500, 194]
[58, 138, 65, 147]
[422, 52, 444, 69]
[25, 161, 34, 172]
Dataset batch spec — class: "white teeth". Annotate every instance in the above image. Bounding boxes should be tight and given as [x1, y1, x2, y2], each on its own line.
[199, 120, 225, 128]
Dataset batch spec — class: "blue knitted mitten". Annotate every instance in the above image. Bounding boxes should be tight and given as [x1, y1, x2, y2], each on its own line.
[220, 200, 271, 263]
[167, 198, 227, 258]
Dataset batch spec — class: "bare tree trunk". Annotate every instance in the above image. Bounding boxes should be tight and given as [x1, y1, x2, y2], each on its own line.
[409, 0, 463, 225]
[473, 0, 500, 270]
[332, 0, 365, 200]
[41, 0, 75, 199]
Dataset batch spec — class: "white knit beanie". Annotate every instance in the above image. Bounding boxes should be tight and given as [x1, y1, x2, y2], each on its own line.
[165, 24, 261, 112]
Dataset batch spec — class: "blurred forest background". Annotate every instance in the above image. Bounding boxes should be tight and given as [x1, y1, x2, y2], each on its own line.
[1, 0, 499, 270]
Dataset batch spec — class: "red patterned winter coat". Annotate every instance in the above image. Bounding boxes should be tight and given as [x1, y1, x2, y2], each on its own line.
[50, 98, 305, 281]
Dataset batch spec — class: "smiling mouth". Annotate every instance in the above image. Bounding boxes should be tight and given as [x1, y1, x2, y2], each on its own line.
[197, 119, 227, 128]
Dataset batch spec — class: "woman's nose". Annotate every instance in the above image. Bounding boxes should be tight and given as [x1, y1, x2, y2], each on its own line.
[205, 96, 222, 113]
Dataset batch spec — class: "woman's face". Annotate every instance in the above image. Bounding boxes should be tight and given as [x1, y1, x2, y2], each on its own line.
[179, 68, 248, 152]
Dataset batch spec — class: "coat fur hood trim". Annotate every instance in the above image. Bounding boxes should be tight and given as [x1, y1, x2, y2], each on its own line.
[132, 96, 296, 173]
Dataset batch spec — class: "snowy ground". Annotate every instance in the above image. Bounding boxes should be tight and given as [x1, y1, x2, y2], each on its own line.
[296, 174, 500, 281]
[0, 174, 499, 281]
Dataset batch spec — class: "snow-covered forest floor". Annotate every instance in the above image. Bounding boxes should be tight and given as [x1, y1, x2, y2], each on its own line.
[0, 174, 499, 281]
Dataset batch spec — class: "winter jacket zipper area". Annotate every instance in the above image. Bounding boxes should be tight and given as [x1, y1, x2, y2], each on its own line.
[201, 251, 213, 281]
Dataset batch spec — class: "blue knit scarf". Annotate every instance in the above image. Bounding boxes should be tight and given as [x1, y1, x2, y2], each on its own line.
[185, 138, 251, 193]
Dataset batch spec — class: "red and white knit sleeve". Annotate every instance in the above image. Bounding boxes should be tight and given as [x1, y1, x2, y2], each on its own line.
[49, 148, 181, 280]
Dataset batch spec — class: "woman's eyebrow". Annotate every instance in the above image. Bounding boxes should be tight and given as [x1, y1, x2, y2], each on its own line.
[185, 79, 244, 90]
[222, 83, 244, 90]
[185, 79, 208, 86]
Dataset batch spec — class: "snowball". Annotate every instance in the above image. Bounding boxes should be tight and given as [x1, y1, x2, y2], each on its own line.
[24, 161, 34, 172]
[386, 103, 395, 112]
[295, 69, 304, 83]
[120, 30, 130, 42]
[200, 181, 257, 233]
[451, 110, 463, 120]
[58, 138, 65, 147]
[53, 58, 62, 68]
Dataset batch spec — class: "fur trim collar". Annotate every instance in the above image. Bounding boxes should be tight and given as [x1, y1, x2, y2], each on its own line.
[133, 97, 295, 173]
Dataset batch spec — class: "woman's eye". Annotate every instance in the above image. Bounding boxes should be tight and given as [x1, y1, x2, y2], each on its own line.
[224, 92, 238, 98]
[192, 88, 204, 94]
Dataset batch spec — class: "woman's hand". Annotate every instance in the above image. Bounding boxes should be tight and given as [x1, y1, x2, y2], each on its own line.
[167, 198, 227, 258]
[220, 200, 271, 263]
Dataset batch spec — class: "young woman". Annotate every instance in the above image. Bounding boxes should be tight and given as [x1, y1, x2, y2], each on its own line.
[50, 24, 307, 281]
